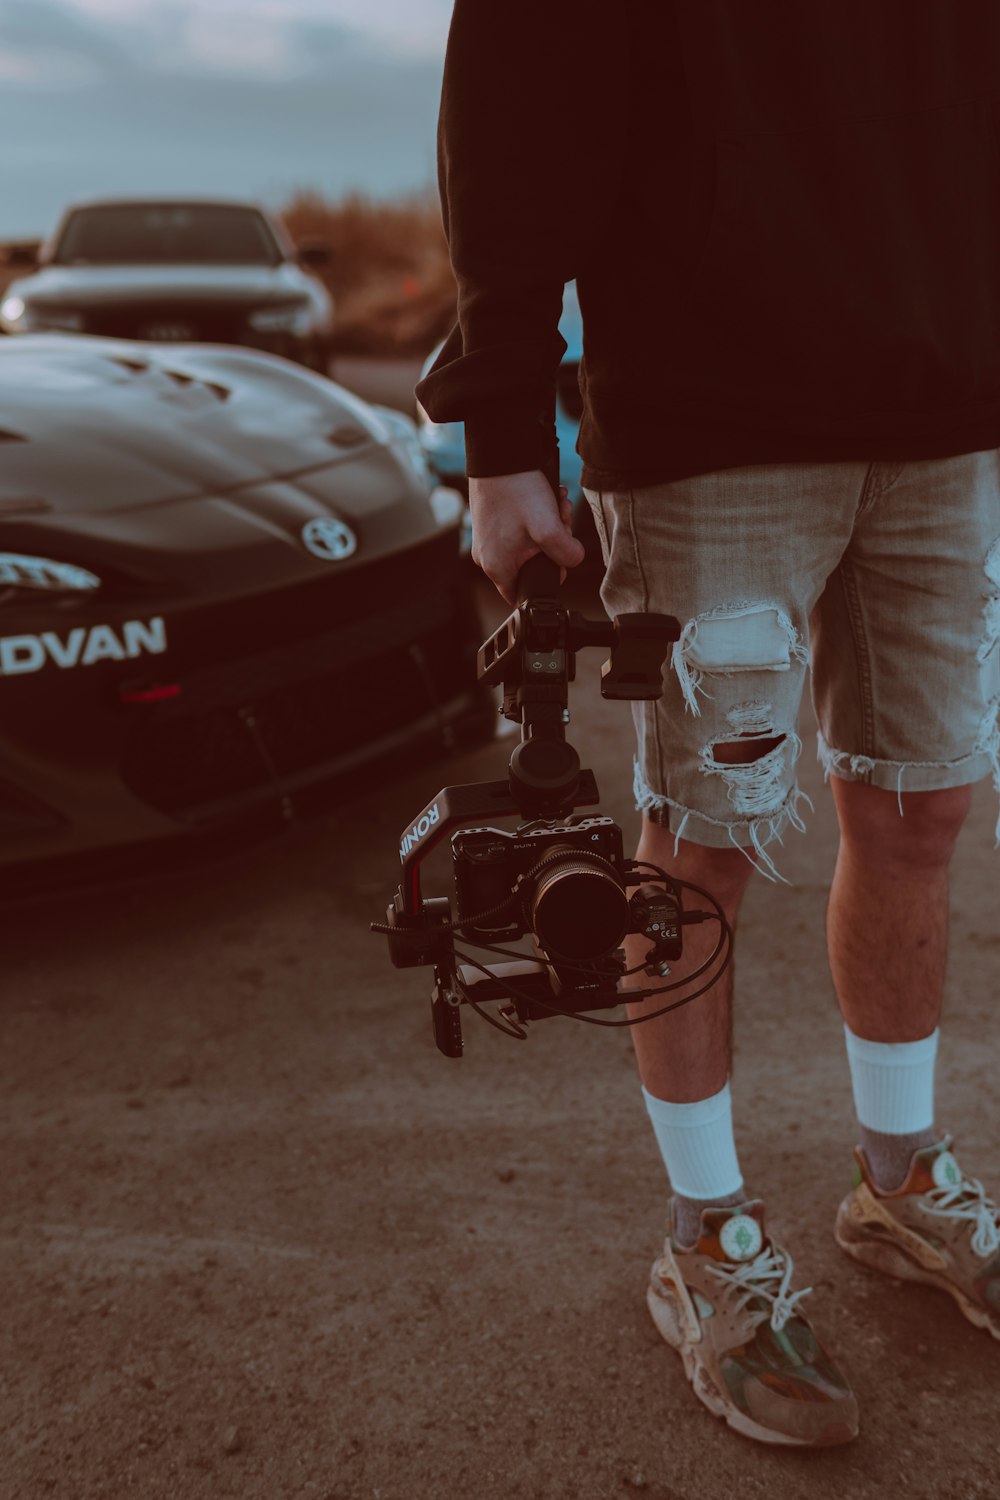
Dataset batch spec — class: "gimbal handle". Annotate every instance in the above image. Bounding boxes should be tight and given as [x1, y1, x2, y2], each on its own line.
[516, 550, 561, 604]
[510, 446, 565, 603]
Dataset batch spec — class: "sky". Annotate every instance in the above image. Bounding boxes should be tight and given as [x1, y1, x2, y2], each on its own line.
[0, 0, 456, 238]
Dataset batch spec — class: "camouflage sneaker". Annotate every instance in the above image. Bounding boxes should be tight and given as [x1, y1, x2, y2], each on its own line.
[835, 1134, 1000, 1339]
[646, 1199, 859, 1447]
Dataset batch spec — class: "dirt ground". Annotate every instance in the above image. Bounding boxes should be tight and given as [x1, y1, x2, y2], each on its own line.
[2, 365, 999, 1498]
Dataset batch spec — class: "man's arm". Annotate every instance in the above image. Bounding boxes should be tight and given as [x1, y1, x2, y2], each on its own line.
[415, 0, 628, 483]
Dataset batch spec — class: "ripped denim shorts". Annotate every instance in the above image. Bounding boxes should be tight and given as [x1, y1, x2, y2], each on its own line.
[583, 451, 1000, 886]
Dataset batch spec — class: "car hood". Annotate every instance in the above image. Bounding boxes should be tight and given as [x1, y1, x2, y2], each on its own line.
[0, 334, 393, 516]
[9, 263, 308, 308]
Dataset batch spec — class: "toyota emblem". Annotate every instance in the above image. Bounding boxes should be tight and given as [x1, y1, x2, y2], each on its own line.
[302, 516, 358, 562]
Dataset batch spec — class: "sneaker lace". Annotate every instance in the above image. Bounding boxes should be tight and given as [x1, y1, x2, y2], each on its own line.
[705, 1242, 813, 1333]
[921, 1173, 1000, 1259]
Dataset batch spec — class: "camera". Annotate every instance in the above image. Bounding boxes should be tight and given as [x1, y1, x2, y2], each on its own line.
[452, 818, 628, 953]
[371, 545, 733, 1058]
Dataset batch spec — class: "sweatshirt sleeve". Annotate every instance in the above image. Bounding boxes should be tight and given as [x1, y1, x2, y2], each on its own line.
[414, 1, 628, 482]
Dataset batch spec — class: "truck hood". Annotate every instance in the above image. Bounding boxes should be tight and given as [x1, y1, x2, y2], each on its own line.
[7, 263, 308, 309]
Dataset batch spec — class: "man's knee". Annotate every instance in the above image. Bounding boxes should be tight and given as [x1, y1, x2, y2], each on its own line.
[832, 778, 973, 859]
[638, 813, 759, 887]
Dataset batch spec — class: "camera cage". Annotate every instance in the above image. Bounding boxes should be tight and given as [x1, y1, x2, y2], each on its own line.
[372, 533, 735, 1057]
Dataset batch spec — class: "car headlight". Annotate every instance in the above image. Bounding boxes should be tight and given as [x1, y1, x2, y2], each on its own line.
[0, 553, 101, 598]
[0, 295, 25, 327]
[0, 297, 84, 333]
[248, 302, 313, 335]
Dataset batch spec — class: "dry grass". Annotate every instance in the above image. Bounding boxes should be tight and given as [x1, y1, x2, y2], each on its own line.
[0, 186, 459, 359]
[281, 186, 457, 357]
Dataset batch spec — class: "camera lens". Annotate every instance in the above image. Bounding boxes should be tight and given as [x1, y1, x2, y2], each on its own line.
[530, 850, 629, 961]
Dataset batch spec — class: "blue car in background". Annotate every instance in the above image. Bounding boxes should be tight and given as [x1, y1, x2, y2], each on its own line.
[415, 282, 592, 544]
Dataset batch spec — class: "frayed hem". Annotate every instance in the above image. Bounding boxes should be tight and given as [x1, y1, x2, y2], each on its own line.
[815, 701, 1000, 849]
[632, 756, 814, 887]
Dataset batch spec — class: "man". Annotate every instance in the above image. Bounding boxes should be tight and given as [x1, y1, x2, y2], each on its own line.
[415, 1, 1000, 1447]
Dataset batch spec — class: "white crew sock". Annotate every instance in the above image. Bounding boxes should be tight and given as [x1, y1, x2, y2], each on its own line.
[843, 1023, 939, 1134]
[641, 1080, 745, 1202]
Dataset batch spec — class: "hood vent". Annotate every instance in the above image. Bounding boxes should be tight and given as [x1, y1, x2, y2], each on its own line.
[108, 355, 229, 402]
[160, 370, 231, 402]
[110, 356, 150, 375]
[327, 423, 368, 447]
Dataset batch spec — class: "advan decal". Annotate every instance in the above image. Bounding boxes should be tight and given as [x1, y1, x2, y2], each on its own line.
[0, 617, 167, 675]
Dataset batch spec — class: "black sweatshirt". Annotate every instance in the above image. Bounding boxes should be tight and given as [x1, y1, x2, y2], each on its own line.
[414, 1, 1000, 493]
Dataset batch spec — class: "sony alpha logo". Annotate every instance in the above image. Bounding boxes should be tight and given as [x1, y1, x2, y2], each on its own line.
[0, 617, 167, 675]
[399, 802, 441, 861]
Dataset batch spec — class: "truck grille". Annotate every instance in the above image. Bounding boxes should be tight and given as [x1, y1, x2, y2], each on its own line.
[83, 304, 248, 343]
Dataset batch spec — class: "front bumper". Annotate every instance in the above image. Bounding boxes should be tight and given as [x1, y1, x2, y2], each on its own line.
[119, 578, 487, 823]
[0, 521, 494, 884]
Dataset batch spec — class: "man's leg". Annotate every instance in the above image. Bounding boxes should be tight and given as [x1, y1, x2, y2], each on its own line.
[626, 735, 784, 1094]
[629, 791, 860, 1448]
[624, 819, 755, 1245]
[827, 779, 971, 1040]
[826, 777, 1000, 1342]
[623, 738, 779, 1246]
[624, 815, 754, 1103]
[826, 779, 972, 1188]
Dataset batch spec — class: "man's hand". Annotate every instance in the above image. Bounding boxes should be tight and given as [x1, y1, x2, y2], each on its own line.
[468, 470, 586, 606]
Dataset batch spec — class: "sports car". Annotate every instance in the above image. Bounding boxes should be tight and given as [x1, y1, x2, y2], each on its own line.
[0, 335, 494, 896]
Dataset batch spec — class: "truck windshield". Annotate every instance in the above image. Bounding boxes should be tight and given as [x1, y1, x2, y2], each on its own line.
[50, 204, 283, 267]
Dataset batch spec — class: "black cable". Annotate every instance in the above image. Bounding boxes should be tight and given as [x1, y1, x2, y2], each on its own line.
[443, 864, 720, 980]
[632, 861, 726, 921]
[373, 849, 735, 1036]
[449, 863, 732, 985]
[454, 924, 726, 989]
[453, 921, 732, 1029]
[458, 981, 529, 1041]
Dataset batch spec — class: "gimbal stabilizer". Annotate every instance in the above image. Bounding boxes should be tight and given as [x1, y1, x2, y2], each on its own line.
[372, 549, 734, 1057]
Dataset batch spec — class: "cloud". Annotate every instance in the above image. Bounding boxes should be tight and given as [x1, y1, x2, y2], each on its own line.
[0, 0, 416, 84]
[0, 0, 129, 84]
[63, 0, 452, 63]
[0, 0, 445, 236]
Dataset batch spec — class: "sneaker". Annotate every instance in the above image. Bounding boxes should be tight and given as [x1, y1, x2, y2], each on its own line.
[835, 1134, 1000, 1340]
[647, 1199, 859, 1447]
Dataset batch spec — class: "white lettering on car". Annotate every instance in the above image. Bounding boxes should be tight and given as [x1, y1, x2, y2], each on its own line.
[0, 617, 167, 676]
[81, 624, 127, 666]
[41, 628, 87, 669]
[0, 636, 45, 675]
[122, 618, 167, 657]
